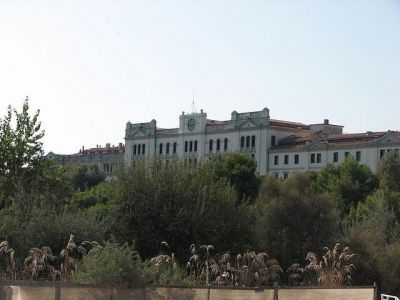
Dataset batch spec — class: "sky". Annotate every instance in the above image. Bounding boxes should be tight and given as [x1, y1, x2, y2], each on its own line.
[0, 0, 399, 154]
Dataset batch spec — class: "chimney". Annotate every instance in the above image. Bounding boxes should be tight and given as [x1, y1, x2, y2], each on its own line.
[106, 143, 111, 148]
[324, 119, 329, 125]
[119, 142, 123, 148]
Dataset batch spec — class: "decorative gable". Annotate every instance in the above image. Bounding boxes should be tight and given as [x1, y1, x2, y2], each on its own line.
[238, 119, 258, 129]
[304, 140, 328, 150]
[132, 129, 146, 137]
[376, 132, 400, 145]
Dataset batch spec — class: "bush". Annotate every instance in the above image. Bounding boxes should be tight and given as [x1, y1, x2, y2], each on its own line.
[73, 241, 143, 284]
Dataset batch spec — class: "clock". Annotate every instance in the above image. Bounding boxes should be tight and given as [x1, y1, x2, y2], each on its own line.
[187, 119, 196, 131]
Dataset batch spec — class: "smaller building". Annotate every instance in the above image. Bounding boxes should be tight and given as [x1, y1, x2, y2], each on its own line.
[268, 126, 400, 179]
[48, 143, 125, 176]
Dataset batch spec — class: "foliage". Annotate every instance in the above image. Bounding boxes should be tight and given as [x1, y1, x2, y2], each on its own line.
[22, 246, 58, 280]
[0, 205, 106, 263]
[60, 234, 100, 281]
[0, 97, 45, 207]
[73, 241, 143, 284]
[377, 150, 400, 193]
[0, 241, 16, 279]
[211, 153, 261, 202]
[61, 164, 105, 192]
[143, 242, 191, 285]
[115, 160, 253, 261]
[315, 157, 378, 217]
[254, 173, 338, 268]
[304, 244, 355, 286]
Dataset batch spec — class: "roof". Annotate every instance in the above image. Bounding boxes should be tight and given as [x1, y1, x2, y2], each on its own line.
[65, 145, 125, 157]
[272, 131, 400, 150]
[269, 119, 309, 130]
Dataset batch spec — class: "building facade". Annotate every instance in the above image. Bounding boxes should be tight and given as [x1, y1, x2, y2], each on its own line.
[51, 107, 400, 178]
[48, 143, 124, 177]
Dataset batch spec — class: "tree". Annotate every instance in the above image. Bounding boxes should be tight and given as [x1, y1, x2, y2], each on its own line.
[61, 164, 105, 192]
[0, 97, 45, 207]
[114, 160, 254, 261]
[314, 157, 378, 217]
[377, 150, 400, 193]
[212, 153, 261, 202]
[254, 173, 338, 268]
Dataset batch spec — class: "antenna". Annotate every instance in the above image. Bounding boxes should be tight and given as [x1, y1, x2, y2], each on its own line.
[191, 89, 197, 113]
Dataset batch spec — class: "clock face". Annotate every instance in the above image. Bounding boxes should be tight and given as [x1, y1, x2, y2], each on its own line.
[187, 119, 196, 131]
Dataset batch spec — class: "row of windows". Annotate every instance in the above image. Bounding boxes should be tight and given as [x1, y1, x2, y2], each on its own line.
[380, 148, 400, 159]
[274, 154, 299, 165]
[240, 136, 256, 148]
[133, 144, 146, 155]
[185, 140, 197, 153]
[273, 151, 363, 166]
[209, 138, 228, 152]
[160, 142, 178, 154]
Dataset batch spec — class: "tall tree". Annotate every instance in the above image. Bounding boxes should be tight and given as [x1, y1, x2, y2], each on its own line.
[115, 160, 253, 260]
[377, 150, 400, 193]
[0, 97, 45, 207]
[314, 157, 378, 217]
[212, 152, 261, 202]
[255, 173, 338, 268]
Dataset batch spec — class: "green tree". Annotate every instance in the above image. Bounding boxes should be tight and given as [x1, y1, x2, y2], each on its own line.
[314, 157, 378, 217]
[377, 150, 400, 193]
[115, 160, 253, 261]
[254, 173, 338, 268]
[62, 164, 105, 192]
[212, 153, 261, 202]
[0, 97, 45, 207]
[73, 241, 143, 284]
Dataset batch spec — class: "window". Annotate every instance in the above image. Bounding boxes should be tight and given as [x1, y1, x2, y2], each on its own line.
[356, 151, 361, 161]
[142, 144, 145, 155]
[166, 143, 170, 154]
[246, 136, 250, 147]
[240, 136, 245, 148]
[173, 142, 177, 154]
[224, 138, 228, 151]
[251, 135, 256, 147]
[274, 155, 279, 165]
[216, 139, 220, 151]
[159, 143, 163, 154]
[310, 153, 315, 163]
[283, 173, 289, 179]
[209, 139, 213, 152]
[189, 141, 193, 152]
[185, 141, 188, 152]
[133, 145, 137, 155]
[138, 144, 141, 155]
[194, 141, 198, 152]
[271, 135, 276, 146]
[380, 149, 385, 159]
[284, 155, 289, 165]
[294, 154, 299, 164]
[395, 149, 399, 154]
[333, 152, 338, 163]
[274, 173, 279, 178]
[317, 153, 321, 163]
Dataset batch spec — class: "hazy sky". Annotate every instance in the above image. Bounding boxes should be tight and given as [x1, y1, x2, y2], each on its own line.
[1, 0, 399, 154]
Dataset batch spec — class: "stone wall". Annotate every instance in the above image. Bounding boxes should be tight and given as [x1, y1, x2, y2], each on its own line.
[0, 281, 376, 300]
